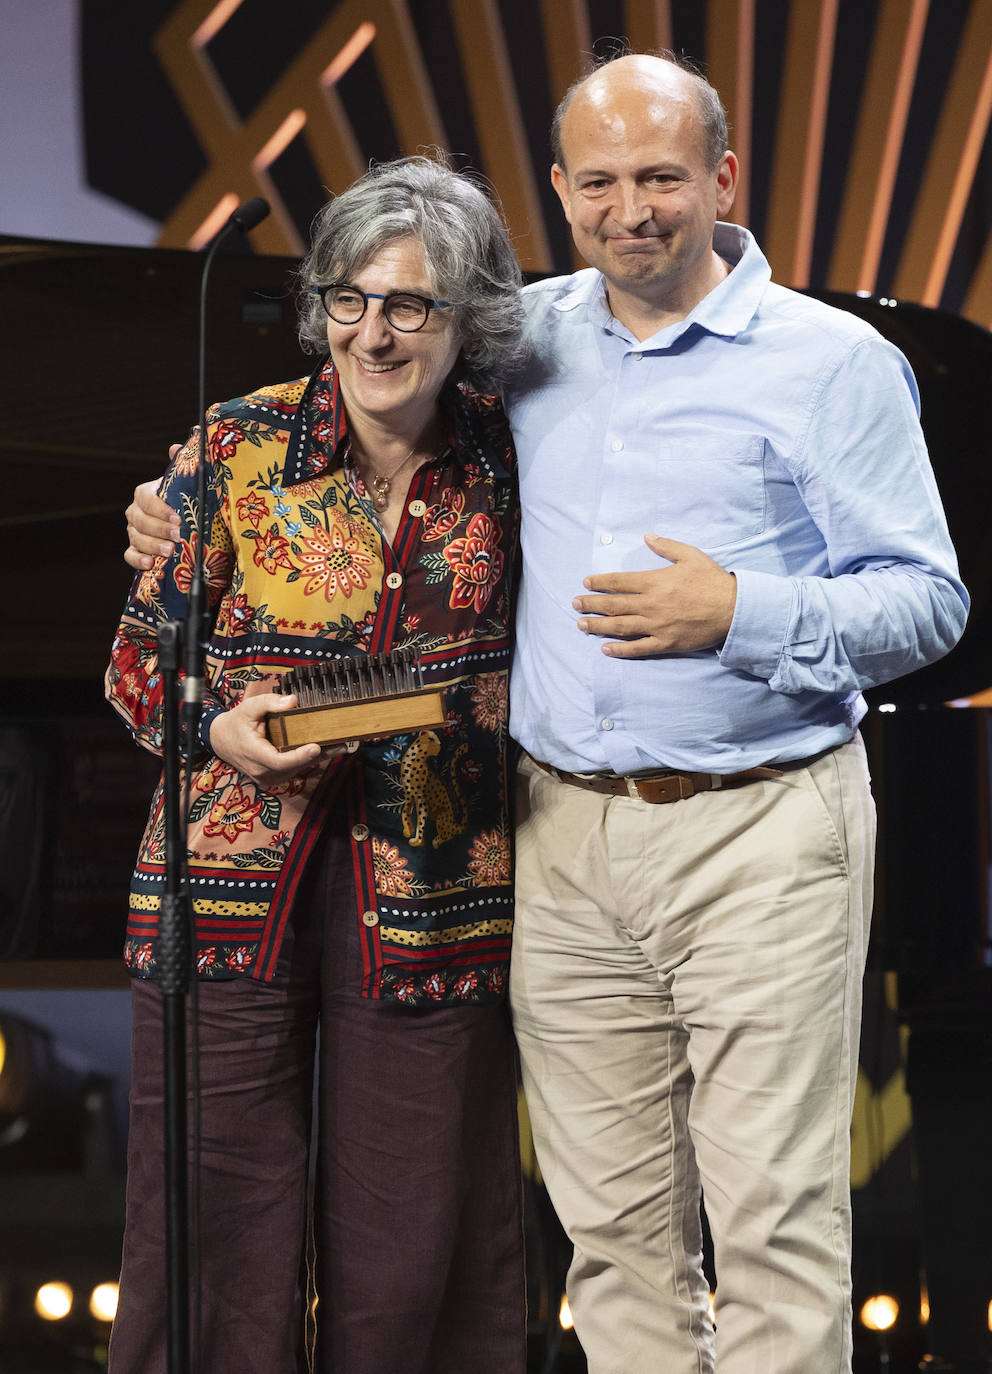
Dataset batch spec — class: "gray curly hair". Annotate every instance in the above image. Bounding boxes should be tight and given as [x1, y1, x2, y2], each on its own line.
[297, 156, 525, 391]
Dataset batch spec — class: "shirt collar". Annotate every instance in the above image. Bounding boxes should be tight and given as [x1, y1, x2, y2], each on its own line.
[552, 222, 772, 346]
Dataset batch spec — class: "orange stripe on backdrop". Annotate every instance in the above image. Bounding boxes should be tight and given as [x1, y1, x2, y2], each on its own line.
[962, 224, 992, 330]
[366, 1, 449, 158]
[623, 0, 674, 54]
[448, 0, 554, 272]
[539, 0, 592, 271]
[191, 0, 244, 48]
[540, 0, 591, 107]
[188, 192, 239, 250]
[320, 21, 375, 86]
[155, 0, 437, 254]
[251, 109, 307, 173]
[763, 0, 839, 288]
[894, 0, 992, 307]
[706, 0, 755, 228]
[827, 0, 929, 295]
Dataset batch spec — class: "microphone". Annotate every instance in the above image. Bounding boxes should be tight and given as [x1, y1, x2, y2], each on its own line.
[227, 196, 271, 234]
[183, 196, 273, 725]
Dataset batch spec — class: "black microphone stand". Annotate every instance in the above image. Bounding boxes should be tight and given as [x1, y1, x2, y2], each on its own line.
[157, 196, 270, 1374]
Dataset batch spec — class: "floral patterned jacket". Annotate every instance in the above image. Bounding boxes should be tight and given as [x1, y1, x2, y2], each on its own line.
[107, 358, 518, 1005]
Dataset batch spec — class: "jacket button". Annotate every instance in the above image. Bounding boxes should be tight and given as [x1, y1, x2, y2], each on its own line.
[362, 909, 379, 927]
[351, 823, 369, 842]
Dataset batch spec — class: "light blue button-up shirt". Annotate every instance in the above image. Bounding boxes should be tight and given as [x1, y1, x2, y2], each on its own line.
[505, 224, 968, 774]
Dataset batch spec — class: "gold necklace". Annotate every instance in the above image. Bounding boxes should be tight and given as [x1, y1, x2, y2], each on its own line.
[358, 442, 419, 512]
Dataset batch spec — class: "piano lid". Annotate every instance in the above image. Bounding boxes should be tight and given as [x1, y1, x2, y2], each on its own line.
[0, 235, 305, 680]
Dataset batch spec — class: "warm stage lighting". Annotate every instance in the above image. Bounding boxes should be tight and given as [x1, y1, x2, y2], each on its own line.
[90, 1282, 119, 1323]
[558, 1293, 573, 1330]
[35, 1282, 73, 1320]
[0, 1026, 6, 1079]
[321, 24, 376, 86]
[860, 1294, 899, 1331]
[187, 194, 240, 251]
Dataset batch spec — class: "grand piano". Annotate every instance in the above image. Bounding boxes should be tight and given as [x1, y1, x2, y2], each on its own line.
[1, 238, 990, 1370]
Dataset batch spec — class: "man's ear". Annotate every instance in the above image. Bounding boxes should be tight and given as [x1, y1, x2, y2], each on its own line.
[715, 151, 739, 218]
[551, 164, 572, 224]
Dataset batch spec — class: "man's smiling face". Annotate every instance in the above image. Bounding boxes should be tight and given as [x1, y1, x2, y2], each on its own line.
[551, 56, 737, 328]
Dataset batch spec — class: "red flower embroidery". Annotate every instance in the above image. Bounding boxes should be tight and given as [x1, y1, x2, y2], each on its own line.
[225, 946, 252, 970]
[393, 977, 417, 1002]
[194, 757, 235, 794]
[267, 774, 307, 798]
[252, 523, 296, 575]
[423, 972, 447, 1001]
[203, 786, 263, 843]
[196, 948, 217, 972]
[453, 972, 479, 998]
[133, 943, 154, 971]
[210, 420, 245, 460]
[236, 491, 270, 529]
[312, 417, 335, 444]
[486, 968, 505, 996]
[443, 512, 504, 613]
[226, 592, 254, 634]
[174, 533, 231, 606]
[422, 489, 465, 542]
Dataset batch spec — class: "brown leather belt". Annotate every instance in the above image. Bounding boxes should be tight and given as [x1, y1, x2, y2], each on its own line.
[528, 755, 795, 805]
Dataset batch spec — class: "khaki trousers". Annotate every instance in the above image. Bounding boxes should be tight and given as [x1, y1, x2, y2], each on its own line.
[510, 738, 875, 1374]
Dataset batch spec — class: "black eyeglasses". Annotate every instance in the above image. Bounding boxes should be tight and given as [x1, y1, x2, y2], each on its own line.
[313, 283, 453, 332]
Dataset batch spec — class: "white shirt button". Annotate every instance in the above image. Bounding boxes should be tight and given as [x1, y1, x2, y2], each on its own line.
[601, 718, 615, 731]
[610, 440, 624, 452]
[362, 909, 379, 927]
[600, 533, 613, 545]
[409, 499, 427, 517]
[632, 352, 643, 361]
[385, 572, 403, 590]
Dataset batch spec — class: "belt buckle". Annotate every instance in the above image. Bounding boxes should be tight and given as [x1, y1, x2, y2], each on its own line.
[625, 776, 641, 800]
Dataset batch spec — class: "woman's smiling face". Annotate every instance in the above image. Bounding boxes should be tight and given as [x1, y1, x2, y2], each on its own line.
[325, 237, 464, 437]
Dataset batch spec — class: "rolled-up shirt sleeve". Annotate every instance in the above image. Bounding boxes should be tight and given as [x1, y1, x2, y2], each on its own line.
[719, 335, 968, 695]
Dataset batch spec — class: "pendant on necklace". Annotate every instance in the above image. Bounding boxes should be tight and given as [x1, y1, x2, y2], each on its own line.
[370, 473, 390, 511]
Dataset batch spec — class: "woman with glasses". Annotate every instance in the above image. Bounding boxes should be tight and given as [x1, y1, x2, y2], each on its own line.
[106, 157, 526, 1374]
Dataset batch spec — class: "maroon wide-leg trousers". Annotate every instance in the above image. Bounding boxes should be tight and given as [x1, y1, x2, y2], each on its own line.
[110, 822, 526, 1373]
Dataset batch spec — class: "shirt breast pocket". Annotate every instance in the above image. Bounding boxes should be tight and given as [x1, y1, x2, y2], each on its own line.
[655, 434, 767, 550]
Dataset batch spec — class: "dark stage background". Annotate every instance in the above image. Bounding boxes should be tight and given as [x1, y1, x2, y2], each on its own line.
[2, 2, 991, 1370]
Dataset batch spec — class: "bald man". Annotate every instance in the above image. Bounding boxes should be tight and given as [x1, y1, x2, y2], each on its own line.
[503, 54, 964, 1374]
[124, 53, 966, 1374]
